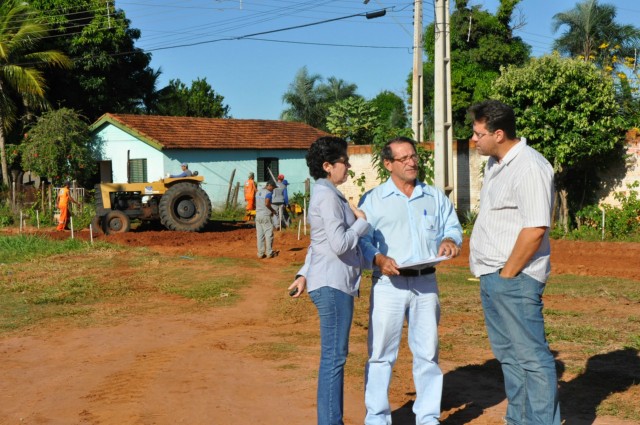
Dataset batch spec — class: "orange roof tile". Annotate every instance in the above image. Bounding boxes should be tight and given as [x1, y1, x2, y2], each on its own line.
[92, 113, 331, 150]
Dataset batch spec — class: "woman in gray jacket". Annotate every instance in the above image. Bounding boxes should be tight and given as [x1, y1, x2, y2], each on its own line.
[288, 136, 370, 425]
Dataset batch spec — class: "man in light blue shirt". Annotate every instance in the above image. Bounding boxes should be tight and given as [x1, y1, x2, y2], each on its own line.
[358, 137, 462, 425]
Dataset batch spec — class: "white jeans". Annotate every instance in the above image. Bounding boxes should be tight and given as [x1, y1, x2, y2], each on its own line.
[365, 274, 442, 425]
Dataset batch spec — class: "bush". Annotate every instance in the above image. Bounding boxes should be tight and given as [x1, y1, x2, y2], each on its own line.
[574, 182, 640, 240]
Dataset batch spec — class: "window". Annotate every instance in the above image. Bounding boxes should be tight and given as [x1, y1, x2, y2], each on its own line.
[257, 157, 279, 182]
[129, 158, 147, 183]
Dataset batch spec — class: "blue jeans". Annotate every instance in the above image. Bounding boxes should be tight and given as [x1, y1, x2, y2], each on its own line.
[480, 271, 561, 425]
[365, 275, 442, 425]
[309, 286, 354, 425]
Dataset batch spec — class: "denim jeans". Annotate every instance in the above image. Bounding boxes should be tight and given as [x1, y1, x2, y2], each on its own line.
[309, 286, 354, 425]
[365, 275, 442, 425]
[255, 215, 274, 257]
[480, 271, 561, 425]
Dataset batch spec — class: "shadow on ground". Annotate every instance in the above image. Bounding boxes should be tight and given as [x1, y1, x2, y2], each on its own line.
[391, 348, 640, 424]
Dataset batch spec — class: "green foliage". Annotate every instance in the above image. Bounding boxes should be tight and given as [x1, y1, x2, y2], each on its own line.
[421, 0, 530, 140]
[574, 182, 640, 240]
[347, 170, 368, 195]
[30, 0, 157, 121]
[154, 78, 230, 118]
[0, 201, 14, 227]
[19, 108, 97, 185]
[210, 206, 247, 222]
[494, 54, 627, 169]
[280, 66, 327, 130]
[289, 191, 310, 209]
[326, 97, 378, 145]
[0, 0, 72, 185]
[369, 91, 408, 129]
[551, 0, 640, 68]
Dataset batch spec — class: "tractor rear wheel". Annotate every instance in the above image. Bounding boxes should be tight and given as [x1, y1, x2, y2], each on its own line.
[102, 210, 131, 234]
[159, 182, 212, 231]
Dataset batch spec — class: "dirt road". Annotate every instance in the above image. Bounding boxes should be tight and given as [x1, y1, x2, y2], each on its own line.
[0, 223, 638, 424]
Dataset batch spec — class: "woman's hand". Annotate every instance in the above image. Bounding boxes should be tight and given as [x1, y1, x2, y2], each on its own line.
[349, 202, 366, 220]
[287, 275, 307, 298]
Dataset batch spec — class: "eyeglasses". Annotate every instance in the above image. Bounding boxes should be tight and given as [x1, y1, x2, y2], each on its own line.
[391, 154, 419, 164]
[473, 130, 494, 140]
[333, 157, 350, 167]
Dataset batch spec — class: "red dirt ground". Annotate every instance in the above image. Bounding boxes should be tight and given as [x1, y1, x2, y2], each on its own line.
[0, 222, 638, 425]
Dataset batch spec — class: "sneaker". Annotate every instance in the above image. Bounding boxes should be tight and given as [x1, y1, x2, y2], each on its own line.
[258, 254, 266, 259]
[268, 251, 279, 258]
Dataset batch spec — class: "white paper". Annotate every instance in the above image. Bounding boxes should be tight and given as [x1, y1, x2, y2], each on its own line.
[397, 255, 449, 270]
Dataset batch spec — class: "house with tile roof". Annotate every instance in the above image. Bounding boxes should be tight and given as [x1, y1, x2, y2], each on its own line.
[90, 113, 329, 208]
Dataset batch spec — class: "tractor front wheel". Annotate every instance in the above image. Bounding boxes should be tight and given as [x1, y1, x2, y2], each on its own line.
[102, 210, 131, 235]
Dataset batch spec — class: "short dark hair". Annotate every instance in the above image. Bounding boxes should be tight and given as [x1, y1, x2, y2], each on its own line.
[306, 136, 348, 180]
[380, 136, 417, 162]
[468, 100, 517, 139]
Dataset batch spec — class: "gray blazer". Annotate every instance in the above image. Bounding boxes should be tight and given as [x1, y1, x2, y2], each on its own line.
[297, 178, 370, 296]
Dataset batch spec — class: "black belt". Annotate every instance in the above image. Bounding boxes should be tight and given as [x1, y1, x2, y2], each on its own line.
[397, 266, 436, 277]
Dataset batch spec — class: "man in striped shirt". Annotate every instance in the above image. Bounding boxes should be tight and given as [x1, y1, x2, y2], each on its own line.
[468, 100, 561, 425]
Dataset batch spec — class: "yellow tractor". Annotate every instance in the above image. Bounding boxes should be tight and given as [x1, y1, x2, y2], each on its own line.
[93, 176, 212, 235]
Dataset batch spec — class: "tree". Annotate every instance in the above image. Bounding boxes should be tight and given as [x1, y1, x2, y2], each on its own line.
[317, 77, 359, 103]
[370, 91, 408, 129]
[421, 0, 530, 139]
[154, 78, 230, 118]
[0, 0, 72, 187]
[281, 67, 361, 131]
[18, 108, 97, 185]
[281, 67, 325, 129]
[552, 0, 640, 68]
[326, 97, 378, 145]
[492, 53, 628, 231]
[30, 0, 159, 121]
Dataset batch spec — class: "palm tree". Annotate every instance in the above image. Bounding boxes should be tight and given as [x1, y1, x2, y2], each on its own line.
[0, 0, 72, 186]
[317, 77, 359, 103]
[280, 66, 325, 129]
[552, 0, 640, 67]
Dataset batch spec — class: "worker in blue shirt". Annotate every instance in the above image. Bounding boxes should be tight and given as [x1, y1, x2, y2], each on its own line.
[358, 136, 462, 425]
[169, 163, 193, 178]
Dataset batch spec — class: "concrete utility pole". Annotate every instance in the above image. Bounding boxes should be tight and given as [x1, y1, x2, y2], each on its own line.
[411, 0, 423, 143]
[433, 0, 454, 196]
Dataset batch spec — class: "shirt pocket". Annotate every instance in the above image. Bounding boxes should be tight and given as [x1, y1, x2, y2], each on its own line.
[422, 214, 438, 236]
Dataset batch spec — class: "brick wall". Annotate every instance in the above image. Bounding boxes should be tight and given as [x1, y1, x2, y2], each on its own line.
[597, 129, 640, 206]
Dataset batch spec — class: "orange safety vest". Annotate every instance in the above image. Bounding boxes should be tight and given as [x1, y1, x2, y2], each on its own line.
[244, 179, 257, 201]
[58, 187, 70, 208]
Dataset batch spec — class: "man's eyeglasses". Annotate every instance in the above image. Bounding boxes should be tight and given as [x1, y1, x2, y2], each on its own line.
[473, 130, 493, 140]
[333, 157, 350, 166]
[391, 154, 419, 164]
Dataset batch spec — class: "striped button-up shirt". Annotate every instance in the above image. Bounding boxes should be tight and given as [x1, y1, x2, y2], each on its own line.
[470, 139, 555, 282]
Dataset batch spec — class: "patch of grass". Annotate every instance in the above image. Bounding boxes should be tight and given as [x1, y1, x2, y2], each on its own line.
[545, 274, 640, 302]
[159, 275, 246, 304]
[596, 385, 640, 421]
[0, 234, 97, 264]
[0, 237, 252, 334]
[211, 206, 247, 222]
[245, 341, 298, 361]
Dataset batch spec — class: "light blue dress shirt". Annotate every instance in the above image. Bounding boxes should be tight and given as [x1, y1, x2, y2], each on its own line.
[298, 178, 371, 296]
[358, 178, 462, 269]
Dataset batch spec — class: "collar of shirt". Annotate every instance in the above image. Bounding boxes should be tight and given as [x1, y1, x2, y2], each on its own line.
[379, 178, 434, 201]
[315, 178, 347, 202]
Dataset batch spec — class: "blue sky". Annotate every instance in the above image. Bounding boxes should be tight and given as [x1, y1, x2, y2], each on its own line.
[117, 0, 640, 120]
